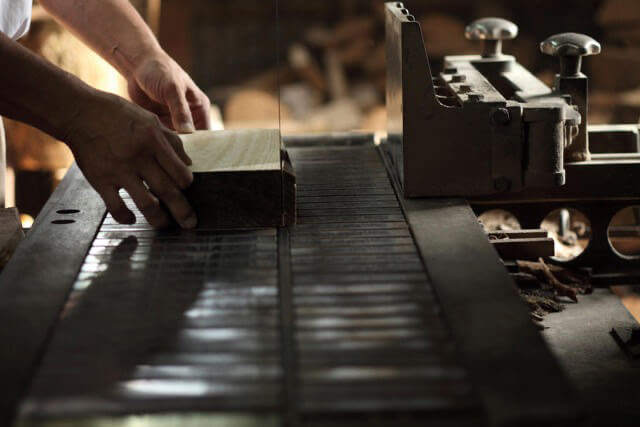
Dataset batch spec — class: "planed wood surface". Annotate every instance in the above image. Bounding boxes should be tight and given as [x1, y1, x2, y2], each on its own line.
[179, 129, 296, 229]
[180, 129, 281, 172]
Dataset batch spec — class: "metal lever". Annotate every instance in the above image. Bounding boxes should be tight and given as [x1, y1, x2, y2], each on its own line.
[465, 17, 518, 57]
[540, 33, 601, 77]
[540, 33, 601, 162]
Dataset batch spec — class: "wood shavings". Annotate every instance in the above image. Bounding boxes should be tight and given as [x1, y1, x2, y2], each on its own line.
[511, 259, 592, 326]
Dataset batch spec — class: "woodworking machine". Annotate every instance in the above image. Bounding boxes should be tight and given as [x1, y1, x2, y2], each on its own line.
[385, 2, 640, 279]
[0, 3, 639, 427]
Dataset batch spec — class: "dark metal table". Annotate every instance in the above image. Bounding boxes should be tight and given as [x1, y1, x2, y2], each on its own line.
[0, 135, 636, 427]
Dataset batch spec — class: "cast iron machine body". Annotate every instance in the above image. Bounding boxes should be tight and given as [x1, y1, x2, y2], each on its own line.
[384, 2, 640, 278]
[0, 4, 639, 427]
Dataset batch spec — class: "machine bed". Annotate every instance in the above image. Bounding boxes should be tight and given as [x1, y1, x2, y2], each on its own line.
[0, 135, 638, 427]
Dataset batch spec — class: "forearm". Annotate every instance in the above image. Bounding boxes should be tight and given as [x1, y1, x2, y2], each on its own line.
[0, 32, 98, 142]
[39, 0, 162, 79]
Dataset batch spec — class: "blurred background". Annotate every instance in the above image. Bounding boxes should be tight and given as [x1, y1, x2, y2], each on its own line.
[6, 0, 640, 222]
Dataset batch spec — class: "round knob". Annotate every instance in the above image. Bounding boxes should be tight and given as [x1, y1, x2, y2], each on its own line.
[540, 33, 601, 76]
[465, 17, 518, 57]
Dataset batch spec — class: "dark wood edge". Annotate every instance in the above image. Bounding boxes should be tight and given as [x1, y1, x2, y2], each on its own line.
[0, 164, 106, 426]
[281, 154, 296, 227]
[283, 133, 375, 148]
[378, 146, 583, 427]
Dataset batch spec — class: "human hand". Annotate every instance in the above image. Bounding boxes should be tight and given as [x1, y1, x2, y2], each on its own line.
[65, 90, 197, 229]
[127, 50, 211, 133]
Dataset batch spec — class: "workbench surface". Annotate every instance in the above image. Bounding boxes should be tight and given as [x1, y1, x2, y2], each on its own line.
[0, 135, 637, 427]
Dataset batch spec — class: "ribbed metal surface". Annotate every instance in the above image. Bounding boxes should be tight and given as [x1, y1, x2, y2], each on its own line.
[19, 142, 478, 424]
[289, 146, 475, 417]
[22, 203, 282, 418]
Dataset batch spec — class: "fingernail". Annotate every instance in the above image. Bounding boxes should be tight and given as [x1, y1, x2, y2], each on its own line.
[178, 122, 196, 134]
[182, 213, 198, 229]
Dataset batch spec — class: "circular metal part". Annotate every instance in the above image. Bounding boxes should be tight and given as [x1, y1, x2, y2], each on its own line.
[492, 108, 510, 124]
[465, 17, 518, 57]
[451, 74, 466, 83]
[465, 17, 518, 41]
[540, 33, 601, 57]
[540, 33, 601, 76]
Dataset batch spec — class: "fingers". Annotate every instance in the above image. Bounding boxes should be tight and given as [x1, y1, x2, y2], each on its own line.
[187, 88, 212, 130]
[191, 103, 211, 131]
[165, 84, 195, 134]
[123, 178, 171, 229]
[158, 127, 193, 167]
[99, 186, 135, 224]
[142, 166, 197, 230]
[155, 140, 194, 191]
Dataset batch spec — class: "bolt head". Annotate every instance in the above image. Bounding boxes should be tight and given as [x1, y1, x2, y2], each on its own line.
[451, 74, 466, 83]
[492, 108, 510, 124]
[467, 93, 484, 102]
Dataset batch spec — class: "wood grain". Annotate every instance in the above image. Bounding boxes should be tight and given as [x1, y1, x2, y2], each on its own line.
[180, 129, 281, 172]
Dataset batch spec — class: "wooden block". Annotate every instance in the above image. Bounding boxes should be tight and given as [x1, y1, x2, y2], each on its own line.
[419, 14, 476, 57]
[0, 208, 24, 271]
[336, 37, 373, 66]
[289, 43, 326, 95]
[325, 49, 349, 100]
[180, 129, 295, 229]
[589, 47, 640, 91]
[305, 17, 375, 48]
[487, 229, 549, 239]
[223, 89, 293, 128]
[491, 237, 555, 260]
[361, 105, 387, 132]
[306, 99, 363, 132]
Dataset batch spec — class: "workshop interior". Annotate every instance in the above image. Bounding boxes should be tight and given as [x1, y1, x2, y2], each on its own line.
[2, 0, 640, 426]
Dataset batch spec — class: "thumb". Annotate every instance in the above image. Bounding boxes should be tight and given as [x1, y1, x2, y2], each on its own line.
[166, 85, 195, 133]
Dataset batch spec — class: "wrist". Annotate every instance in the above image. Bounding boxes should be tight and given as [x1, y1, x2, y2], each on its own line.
[34, 70, 100, 146]
[119, 45, 166, 80]
[61, 88, 119, 151]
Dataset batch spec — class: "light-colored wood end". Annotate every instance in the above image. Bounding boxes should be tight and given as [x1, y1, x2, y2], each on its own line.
[179, 129, 281, 173]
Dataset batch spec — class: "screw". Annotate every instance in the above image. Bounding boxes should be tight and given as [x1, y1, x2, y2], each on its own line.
[443, 67, 457, 74]
[494, 177, 511, 192]
[467, 93, 484, 102]
[458, 84, 472, 93]
[451, 74, 466, 83]
[492, 108, 510, 124]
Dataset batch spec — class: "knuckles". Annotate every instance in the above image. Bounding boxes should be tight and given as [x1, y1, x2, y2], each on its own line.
[154, 187, 183, 202]
[137, 197, 161, 214]
[163, 81, 181, 97]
